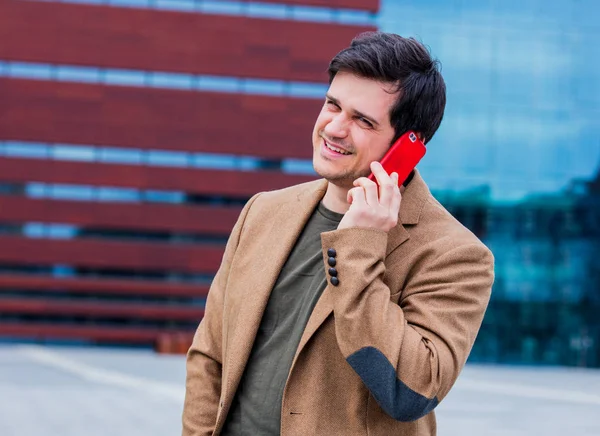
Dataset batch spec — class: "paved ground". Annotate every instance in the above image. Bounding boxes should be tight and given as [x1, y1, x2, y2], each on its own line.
[1, 344, 599, 435]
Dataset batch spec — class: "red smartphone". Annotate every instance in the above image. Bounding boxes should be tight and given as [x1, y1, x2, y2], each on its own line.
[368, 130, 426, 187]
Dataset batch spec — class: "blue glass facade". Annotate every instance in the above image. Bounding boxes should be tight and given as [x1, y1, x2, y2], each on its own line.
[381, 0, 600, 201]
[380, 0, 600, 366]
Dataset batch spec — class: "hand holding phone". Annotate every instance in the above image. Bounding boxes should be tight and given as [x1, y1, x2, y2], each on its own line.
[368, 130, 426, 187]
[339, 130, 426, 232]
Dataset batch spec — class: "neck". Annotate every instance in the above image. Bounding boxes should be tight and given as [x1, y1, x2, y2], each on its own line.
[321, 180, 406, 214]
[321, 182, 351, 214]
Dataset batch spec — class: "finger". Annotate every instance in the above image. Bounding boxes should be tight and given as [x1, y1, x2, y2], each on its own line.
[389, 176, 402, 217]
[370, 161, 393, 187]
[347, 186, 367, 207]
[392, 172, 400, 191]
[353, 177, 379, 206]
[379, 172, 399, 208]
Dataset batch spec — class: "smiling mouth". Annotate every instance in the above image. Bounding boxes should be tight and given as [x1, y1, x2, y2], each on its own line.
[324, 140, 351, 155]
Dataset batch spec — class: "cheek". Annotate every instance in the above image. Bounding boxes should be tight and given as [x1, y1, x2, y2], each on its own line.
[361, 135, 389, 161]
[353, 132, 374, 155]
[354, 135, 388, 162]
[314, 109, 332, 132]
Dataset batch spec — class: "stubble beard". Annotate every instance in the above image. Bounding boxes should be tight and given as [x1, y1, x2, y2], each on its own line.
[313, 157, 370, 189]
[313, 132, 368, 188]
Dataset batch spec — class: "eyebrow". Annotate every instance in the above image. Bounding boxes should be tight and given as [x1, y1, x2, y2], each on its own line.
[325, 93, 380, 127]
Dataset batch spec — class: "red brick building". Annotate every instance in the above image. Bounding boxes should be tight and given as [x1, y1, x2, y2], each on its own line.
[0, 0, 379, 350]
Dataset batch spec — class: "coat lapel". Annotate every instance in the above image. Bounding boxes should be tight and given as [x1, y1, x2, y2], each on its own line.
[224, 179, 329, 402]
[293, 170, 431, 365]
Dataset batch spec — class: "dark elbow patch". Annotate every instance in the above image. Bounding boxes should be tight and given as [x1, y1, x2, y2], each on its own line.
[346, 347, 439, 422]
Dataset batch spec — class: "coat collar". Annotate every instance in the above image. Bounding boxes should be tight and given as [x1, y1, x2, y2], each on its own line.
[384, 168, 430, 255]
[296, 168, 430, 226]
[399, 169, 430, 226]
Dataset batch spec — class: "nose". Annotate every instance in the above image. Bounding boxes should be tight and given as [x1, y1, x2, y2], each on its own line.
[323, 112, 349, 139]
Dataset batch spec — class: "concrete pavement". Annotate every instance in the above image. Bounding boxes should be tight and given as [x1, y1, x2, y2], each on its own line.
[1, 344, 598, 435]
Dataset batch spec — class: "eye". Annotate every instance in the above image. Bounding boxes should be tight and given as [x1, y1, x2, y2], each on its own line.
[325, 99, 340, 110]
[356, 117, 374, 129]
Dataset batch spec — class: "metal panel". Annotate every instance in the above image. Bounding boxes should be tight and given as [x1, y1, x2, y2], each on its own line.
[0, 235, 224, 274]
[0, 157, 317, 196]
[0, 78, 322, 159]
[0, 273, 208, 298]
[0, 0, 374, 82]
[0, 196, 242, 235]
[0, 322, 191, 344]
[0, 298, 204, 321]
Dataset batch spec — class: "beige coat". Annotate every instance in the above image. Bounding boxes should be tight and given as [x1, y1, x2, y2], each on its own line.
[182, 170, 494, 435]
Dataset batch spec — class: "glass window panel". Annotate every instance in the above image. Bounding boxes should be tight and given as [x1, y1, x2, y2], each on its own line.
[146, 150, 190, 167]
[287, 82, 327, 98]
[245, 2, 288, 19]
[290, 6, 333, 22]
[52, 145, 97, 162]
[155, 0, 196, 11]
[104, 69, 147, 87]
[49, 185, 96, 201]
[47, 224, 78, 239]
[196, 75, 240, 93]
[282, 159, 316, 175]
[97, 187, 141, 202]
[192, 153, 237, 170]
[23, 223, 46, 239]
[7, 62, 53, 80]
[108, 0, 150, 7]
[335, 10, 374, 26]
[198, 0, 244, 15]
[150, 72, 194, 90]
[4, 141, 49, 159]
[242, 79, 285, 96]
[99, 147, 144, 165]
[144, 190, 186, 203]
[56, 65, 100, 83]
[26, 183, 48, 199]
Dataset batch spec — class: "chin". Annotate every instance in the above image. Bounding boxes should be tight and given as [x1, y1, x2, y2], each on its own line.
[313, 156, 336, 179]
[313, 163, 353, 188]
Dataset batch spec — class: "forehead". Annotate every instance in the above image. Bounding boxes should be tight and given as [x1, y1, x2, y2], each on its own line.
[328, 71, 398, 123]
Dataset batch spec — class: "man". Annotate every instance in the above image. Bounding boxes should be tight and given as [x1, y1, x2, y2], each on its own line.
[182, 32, 494, 436]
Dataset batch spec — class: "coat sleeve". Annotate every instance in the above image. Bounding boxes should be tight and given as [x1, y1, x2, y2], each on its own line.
[182, 193, 260, 436]
[320, 226, 494, 422]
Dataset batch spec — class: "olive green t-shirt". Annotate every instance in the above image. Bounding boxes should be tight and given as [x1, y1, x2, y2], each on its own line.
[221, 202, 344, 436]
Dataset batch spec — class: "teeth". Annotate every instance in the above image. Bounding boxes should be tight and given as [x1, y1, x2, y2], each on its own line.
[325, 141, 350, 155]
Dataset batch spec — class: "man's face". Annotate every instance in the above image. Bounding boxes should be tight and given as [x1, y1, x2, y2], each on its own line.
[312, 71, 397, 189]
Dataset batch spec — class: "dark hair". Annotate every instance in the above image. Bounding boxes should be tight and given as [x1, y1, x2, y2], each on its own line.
[328, 31, 446, 144]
